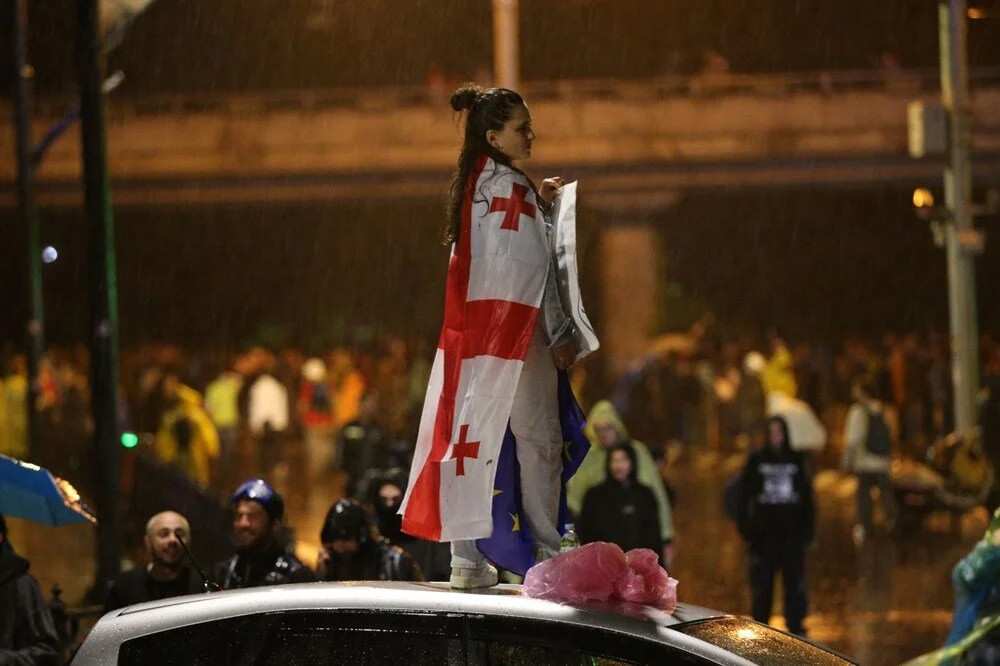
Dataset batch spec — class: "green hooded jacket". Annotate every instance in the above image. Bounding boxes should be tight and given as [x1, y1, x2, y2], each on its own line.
[567, 400, 675, 542]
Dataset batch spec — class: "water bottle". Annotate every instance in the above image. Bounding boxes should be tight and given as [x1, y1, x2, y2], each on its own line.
[559, 523, 580, 553]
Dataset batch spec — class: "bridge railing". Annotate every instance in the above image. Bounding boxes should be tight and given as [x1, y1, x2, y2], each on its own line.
[13, 67, 1000, 121]
[7, 67, 1000, 121]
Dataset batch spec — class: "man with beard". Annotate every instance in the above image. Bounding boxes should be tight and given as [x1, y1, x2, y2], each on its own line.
[316, 499, 422, 582]
[104, 511, 204, 612]
[369, 472, 450, 581]
[214, 479, 315, 589]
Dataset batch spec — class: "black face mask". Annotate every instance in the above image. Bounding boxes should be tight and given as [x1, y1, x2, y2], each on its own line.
[375, 501, 403, 542]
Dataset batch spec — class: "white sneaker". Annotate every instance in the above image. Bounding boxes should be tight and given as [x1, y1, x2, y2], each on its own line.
[450, 563, 499, 589]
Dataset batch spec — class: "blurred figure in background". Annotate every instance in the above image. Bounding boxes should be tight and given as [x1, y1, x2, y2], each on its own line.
[368, 471, 449, 581]
[737, 352, 768, 451]
[153, 370, 220, 488]
[204, 361, 243, 474]
[330, 349, 365, 431]
[736, 416, 814, 637]
[316, 499, 422, 582]
[761, 335, 798, 399]
[104, 511, 203, 612]
[240, 349, 290, 477]
[338, 391, 388, 497]
[299, 357, 335, 480]
[568, 401, 675, 566]
[0, 356, 28, 459]
[841, 380, 898, 546]
[578, 443, 662, 556]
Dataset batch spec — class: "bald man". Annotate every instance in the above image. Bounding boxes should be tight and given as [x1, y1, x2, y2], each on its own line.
[104, 511, 204, 612]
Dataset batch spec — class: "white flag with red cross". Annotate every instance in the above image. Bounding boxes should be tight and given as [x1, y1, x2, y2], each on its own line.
[400, 155, 550, 542]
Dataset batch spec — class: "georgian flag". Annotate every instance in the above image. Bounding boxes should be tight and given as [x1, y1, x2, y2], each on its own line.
[400, 155, 551, 542]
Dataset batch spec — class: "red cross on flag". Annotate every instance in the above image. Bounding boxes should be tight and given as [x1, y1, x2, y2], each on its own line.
[400, 156, 550, 542]
[488, 182, 537, 232]
[451, 424, 481, 476]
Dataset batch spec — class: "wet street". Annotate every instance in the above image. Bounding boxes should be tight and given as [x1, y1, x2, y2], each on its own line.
[6, 440, 987, 665]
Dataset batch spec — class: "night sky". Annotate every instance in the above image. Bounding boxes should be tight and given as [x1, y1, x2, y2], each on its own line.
[2, 1, 1000, 349]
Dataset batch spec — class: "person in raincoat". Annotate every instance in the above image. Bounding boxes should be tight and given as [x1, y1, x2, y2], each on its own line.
[578, 442, 662, 555]
[761, 337, 798, 398]
[567, 400, 675, 566]
[0, 357, 29, 459]
[903, 509, 1000, 665]
[154, 372, 220, 487]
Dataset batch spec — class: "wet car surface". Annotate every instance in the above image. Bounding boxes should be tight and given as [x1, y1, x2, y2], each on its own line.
[74, 581, 856, 665]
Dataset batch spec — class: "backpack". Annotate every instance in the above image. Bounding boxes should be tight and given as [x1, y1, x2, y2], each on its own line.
[864, 407, 892, 457]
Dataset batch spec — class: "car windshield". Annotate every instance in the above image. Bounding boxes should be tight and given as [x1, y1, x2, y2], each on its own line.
[671, 617, 854, 665]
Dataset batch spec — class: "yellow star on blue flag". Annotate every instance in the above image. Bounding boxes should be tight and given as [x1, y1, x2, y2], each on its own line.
[509, 513, 520, 532]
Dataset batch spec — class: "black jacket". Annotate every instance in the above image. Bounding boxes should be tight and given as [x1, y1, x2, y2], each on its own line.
[578, 479, 662, 554]
[737, 438, 815, 544]
[103, 565, 205, 613]
[316, 539, 422, 583]
[213, 544, 316, 590]
[578, 444, 662, 555]
[0, 541, 60, 666]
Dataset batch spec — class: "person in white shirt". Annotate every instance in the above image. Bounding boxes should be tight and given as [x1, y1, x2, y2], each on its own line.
[841, 380, 899, 545]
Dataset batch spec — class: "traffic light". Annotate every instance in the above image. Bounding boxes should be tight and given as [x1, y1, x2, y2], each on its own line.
[120, 431, 139, 449]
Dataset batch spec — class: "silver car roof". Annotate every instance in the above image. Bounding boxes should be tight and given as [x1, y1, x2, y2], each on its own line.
[73, 582, 758, 665]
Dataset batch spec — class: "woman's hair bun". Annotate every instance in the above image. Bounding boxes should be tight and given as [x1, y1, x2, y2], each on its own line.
[450, 84, 483, 112]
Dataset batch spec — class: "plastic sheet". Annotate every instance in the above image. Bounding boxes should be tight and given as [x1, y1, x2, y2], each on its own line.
[522, 542, 678, 611]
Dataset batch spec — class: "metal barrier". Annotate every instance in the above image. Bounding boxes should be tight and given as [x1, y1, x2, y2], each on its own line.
[49, 584, 103, 663]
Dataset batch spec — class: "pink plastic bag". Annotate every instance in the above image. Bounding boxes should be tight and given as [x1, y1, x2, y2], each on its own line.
[522, 542, 628, 604]
[522, 542, 679, 611]
[616, 548, 678, 610]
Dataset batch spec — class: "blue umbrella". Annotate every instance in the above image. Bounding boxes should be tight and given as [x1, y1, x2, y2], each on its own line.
[0, 454, 96, 526]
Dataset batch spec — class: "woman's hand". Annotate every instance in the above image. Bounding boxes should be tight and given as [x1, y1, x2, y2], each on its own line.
[551, 341, 576, 370]
[538, 177, 565, 205]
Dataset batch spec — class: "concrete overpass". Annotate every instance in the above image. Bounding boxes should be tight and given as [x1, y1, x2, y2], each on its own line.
[4, 69, 1000, 369]
[3, 68, 1000, 209]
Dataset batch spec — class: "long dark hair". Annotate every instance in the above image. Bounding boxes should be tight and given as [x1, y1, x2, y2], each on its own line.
[443, 84, 530, 246]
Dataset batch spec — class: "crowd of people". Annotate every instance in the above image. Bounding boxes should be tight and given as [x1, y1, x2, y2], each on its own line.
[5, 326, 1000, 660]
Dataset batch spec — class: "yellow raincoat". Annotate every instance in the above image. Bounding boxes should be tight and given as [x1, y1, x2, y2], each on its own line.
[0, 374, 29, 459]
[567, 400, 675, 542]
[154, 384, 220, 487]
[761, 344, 798, 398]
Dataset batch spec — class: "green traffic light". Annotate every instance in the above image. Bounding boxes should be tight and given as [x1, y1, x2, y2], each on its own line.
[121, 432, 139, 448]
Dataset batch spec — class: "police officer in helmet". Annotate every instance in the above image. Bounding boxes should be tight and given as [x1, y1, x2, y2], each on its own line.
[317, 499, 422, 582]
[214, 479, 316, 589]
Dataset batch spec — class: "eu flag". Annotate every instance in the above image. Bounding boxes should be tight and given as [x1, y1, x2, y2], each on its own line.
[476, 371, 590, 575]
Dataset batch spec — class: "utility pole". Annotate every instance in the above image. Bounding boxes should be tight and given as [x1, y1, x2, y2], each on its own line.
[10, 0, 45, 460]
[492, 0, 519, 90]
[939, 0, 980, 433]
[77, 0, 123, 598]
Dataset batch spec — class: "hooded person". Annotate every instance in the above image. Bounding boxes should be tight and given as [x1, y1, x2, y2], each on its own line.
[737, 352, 768, 449]
[567, 401, 675, 565]
[578, 443, 661, 554]
[369, 471, 450, 582]
[0, 514, 60, 665]
[153, 371, 220, 487]
[316, 499, 422, 583]
[736, 416, 814, 637]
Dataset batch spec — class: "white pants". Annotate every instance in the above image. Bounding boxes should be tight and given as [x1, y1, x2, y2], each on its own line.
[452, 325, 564, 568]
